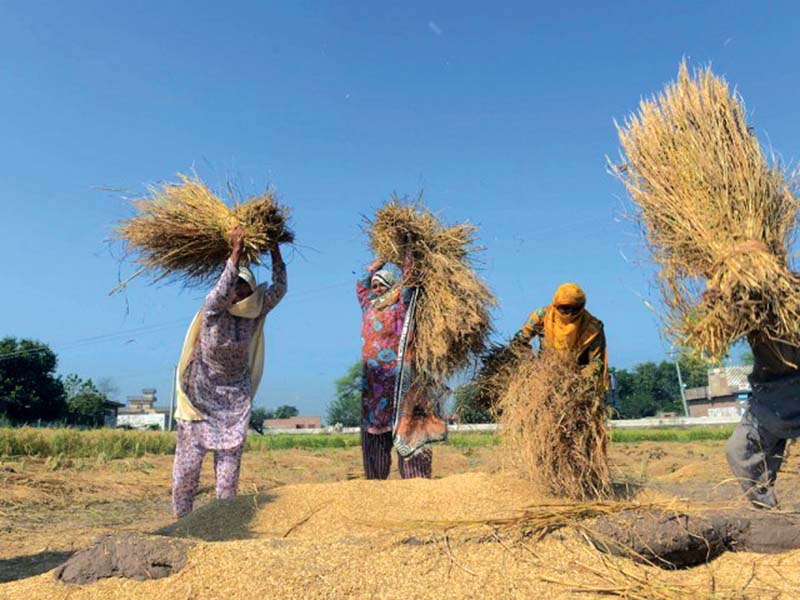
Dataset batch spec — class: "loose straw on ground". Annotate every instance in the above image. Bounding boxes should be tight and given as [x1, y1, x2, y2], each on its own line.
[612, 61, 800, 361]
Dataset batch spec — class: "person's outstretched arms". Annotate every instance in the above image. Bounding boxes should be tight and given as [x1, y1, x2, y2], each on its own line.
[260, 245, 288, 316]
[357, 258, 385, 309]
[205, 226, 245, 314]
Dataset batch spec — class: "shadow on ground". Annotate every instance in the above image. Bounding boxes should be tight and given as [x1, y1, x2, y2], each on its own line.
[155, 493, 274, 542]
[610, 480, 644, 500]
[0, 551, 74, 583]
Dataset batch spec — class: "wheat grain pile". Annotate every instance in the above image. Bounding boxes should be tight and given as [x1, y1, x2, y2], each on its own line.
[613, 62, 800, 361]
[367, 198, 496, 381]
[116, 174, 294, 287]
[4, 473, 800, 599]
[498, 350, 610, 499]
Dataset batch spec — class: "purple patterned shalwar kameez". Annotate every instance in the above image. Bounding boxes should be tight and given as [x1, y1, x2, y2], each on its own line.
[172, 258, 286, 518]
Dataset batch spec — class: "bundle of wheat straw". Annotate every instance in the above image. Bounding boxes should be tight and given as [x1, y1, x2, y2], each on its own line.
[116, 174, 293, 287]
[613, 62, 800, 360]
[498, 350, 610, 499]
[367, 198, 495, 382]
[473, 342, 523, 418]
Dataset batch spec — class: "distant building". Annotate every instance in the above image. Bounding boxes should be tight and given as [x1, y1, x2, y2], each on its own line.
[264, 416, 322, 430]
[117, 389, 170, 430]
[685, 366, 751, 418]
[103, 399, 126, 427]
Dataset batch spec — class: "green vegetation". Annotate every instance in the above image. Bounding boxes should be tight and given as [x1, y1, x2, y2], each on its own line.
[0, 426, 736, 458]
[327, 361, 362, 427]
[0, 337, 65, 424]
[612, 352, 712, 418]
[611, 426, 734, 443]
[451, 383, 493, 424]
[448, 432, 499, 448]
[246, 433, 360, 451]
[0, 428, 176, 459]
[0, 337, 120, 428]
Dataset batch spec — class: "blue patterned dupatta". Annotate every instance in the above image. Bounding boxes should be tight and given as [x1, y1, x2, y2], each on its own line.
[392, 288, 448, 457]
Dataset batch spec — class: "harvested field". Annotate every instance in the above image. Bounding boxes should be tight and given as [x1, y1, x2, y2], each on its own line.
[2, 440, 800, 598]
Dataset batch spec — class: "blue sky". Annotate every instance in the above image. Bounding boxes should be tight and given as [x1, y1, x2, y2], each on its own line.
[1, 2, 798, 416]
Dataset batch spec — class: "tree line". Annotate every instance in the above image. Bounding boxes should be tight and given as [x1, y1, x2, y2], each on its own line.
[1, 335, 724, 429]
[0, 337, 117, 427]
[327, 353, 716, 425]
[0, 337, 302, 430]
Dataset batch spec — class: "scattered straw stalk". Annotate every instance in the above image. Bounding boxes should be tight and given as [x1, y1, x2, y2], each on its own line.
[498, 350, 610, 499]
[613, 61, 800, 360]
[116, 174, 293, 286]
[368, 198, 495, 381]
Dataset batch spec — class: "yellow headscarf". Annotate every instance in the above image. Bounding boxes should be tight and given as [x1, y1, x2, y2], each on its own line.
[542, 283, 598, 352]
[174, 267, 266, 421]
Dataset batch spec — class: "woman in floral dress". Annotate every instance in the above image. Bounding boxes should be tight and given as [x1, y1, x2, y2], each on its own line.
[356, 256, 432, 479]
[171, 226, 287, 517]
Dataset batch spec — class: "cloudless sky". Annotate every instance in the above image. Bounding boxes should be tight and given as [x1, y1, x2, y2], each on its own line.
[1, 2, 798, 417]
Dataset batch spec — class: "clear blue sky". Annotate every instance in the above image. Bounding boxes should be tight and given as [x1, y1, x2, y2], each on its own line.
[2, 2, 798, 416]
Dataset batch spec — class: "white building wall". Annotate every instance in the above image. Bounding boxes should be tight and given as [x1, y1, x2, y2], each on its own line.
[117, 413, 168, 431]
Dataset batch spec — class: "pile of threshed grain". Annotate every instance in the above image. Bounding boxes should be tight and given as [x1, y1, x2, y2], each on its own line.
[613, 61, 800, 361]
[498, 350, 610, 500]
[368, 199, 495, 381]
[115, 174, 294, 287]
[8, 474, 800, 599]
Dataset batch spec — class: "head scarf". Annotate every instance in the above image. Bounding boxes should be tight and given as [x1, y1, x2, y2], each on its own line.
[542, 283, 595, 351]
[237, 266, 257, 292]
[372, 269, 397, 289]
[229, 266, 264, 319]
[369, 268, 401, 311]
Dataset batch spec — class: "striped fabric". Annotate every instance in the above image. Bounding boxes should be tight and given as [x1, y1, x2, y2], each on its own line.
[361, 430, 393, 480]
[360, 430, 433, 480]
[398, 446, 433, 479]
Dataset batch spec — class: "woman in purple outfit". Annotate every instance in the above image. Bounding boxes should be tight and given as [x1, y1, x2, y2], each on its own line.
[171, 226, 287, 517]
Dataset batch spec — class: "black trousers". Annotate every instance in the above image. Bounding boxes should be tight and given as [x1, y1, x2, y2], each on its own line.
[361, 430, 432, 480]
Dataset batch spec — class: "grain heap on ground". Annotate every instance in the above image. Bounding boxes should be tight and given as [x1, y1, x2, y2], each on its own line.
[367, 199, 495, 382]
[613, 61, 800, 361]
[116, 174, 294, 287]
[498, 350, 611, 499]
[4, 472, 800, 599]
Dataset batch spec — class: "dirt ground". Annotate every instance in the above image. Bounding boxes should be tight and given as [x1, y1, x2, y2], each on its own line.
[2, 440, 800, 598]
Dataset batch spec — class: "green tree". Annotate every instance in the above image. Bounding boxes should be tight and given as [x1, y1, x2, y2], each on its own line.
[0, 337, 65, 424]
[452, 383, 493, 424]
[64, 375, 107, 427]
[677, 351, 712, 388]
[327, 362, 362, 427]
[273, 405, 299, 419]
[614, 361, 685, 419]
[250, 406, 272, 432]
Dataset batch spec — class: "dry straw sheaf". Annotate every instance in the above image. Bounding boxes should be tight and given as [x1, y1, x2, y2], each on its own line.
[613, 61, 800, 361]
[368, 198, 496, 381]
[473, 342, 523, 417]
[116, 174, 294, 287]
[498, 350, 610, 500]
